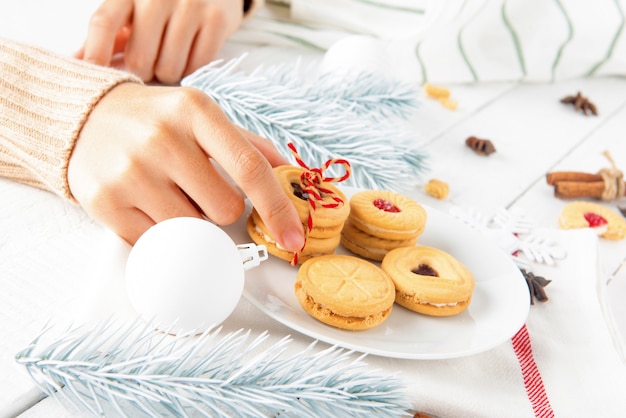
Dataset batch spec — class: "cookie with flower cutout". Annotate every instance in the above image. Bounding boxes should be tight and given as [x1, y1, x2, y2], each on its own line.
[295, 255, 395, 330]
[559, 201, 626, 240]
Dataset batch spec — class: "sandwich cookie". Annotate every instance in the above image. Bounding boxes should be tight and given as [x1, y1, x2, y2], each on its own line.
[382, 246, 475, 316]
[295, 255, 395, 330]
[559, 201, 626, 240]
[247, 146, 351, 264]
[341, 190, 426, 261]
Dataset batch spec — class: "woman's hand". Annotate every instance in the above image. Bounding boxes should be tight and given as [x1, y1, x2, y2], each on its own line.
[76, 0, 244, 84]
[68, 82, 304, 250]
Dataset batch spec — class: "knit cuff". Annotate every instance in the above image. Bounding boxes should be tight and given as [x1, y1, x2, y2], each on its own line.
[0, 38, 142, 200]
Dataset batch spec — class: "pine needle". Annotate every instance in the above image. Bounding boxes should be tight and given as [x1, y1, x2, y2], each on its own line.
[16, 320, 412, 417]
[182, 56, 429, 192]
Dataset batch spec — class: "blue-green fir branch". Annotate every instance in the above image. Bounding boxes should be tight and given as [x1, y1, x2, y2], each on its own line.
[248, 61, 421, 120]
[16, 320, 412, 417]
[182, 57, 428, 191]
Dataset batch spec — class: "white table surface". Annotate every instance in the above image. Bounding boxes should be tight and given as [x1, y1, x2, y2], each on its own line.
[2, 1, 626, 417]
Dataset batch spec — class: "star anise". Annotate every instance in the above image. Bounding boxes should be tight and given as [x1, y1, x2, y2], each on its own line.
[560, 91, 598, 116]
[520, 269, 551, 305]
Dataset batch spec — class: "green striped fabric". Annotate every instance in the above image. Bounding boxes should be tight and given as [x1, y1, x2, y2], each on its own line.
[231, 0, 626, 84]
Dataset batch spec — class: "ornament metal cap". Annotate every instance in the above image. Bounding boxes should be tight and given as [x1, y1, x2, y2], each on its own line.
[238, 243, 268, 270]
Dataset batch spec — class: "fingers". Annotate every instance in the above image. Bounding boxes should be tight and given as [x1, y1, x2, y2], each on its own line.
[154, 5, 202, 84]
[74, 161, 205, 245]
[238, 127, 290, 167]
[112, 27, 132, 56]
[154, 3, 235, 82]
[189, 100, 304, 252]
[124, 2, 172, 81]
[69, 82, 302, 251]
[108, 207, 154, 245]
[81, 0, 133, 66]
[132, 176, 205, 224]
[80, 0, 243, 83]
[182, 2, 243, 77]
[182, 22, 224, 78]
[165, 139, 246, 225]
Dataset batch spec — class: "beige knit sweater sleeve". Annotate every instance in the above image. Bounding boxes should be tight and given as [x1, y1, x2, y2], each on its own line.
[0, 37, 142, 200]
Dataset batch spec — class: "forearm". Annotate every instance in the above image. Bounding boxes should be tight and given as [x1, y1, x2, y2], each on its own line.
[0, 37, 141, 199]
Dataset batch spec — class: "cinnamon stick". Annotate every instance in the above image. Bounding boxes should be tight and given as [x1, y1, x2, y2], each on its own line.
[546, 171, 602, 185]
[547, 152, 625, 200]
[552, 181, 606, 199]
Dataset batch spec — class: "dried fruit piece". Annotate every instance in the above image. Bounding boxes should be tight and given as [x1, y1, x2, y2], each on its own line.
[424, 82, 450, 99]
[439, 97, 458, 110]
[424, 178, 449, 199]
[424, 83, 459, 111]
[465, 136, 496, 156]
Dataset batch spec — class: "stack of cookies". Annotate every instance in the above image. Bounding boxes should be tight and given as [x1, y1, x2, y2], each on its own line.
[341, 190, 427, 261]
[247, 165, 350, 264]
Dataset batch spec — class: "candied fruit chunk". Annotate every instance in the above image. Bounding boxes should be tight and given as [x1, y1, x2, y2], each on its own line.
[424, 83, 450, 99]
[584, 212, 608, 228]
[412, 264, 438, 277]
[373, 198, 400, 213]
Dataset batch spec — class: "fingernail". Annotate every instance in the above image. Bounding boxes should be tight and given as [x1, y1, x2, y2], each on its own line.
[281, 229, 305, 252]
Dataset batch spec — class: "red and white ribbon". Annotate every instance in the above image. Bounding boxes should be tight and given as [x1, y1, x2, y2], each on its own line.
[287, 143, 351, 264]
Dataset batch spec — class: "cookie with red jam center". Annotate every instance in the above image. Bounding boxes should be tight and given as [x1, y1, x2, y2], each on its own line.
[341, 190, 427, 261]
[559, 201, 626, 240]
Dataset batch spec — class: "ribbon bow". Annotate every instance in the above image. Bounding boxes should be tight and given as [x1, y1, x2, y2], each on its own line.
[287, 143, 351, 264]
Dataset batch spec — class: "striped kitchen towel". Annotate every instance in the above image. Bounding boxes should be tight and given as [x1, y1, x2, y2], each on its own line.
[231, 0, 626, 84]
[368, 228, 626, 417]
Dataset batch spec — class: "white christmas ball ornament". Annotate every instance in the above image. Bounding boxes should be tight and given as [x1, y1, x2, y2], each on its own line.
[125, 217, 264, 334]
[319, 35, 393, 78]
[319, 35, 422, 84]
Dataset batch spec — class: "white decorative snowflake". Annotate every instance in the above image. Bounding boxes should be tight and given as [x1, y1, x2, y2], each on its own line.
[449, 206, 567, 267]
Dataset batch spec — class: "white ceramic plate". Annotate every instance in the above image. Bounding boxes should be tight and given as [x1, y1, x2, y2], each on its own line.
[225, 190, 530, 360]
